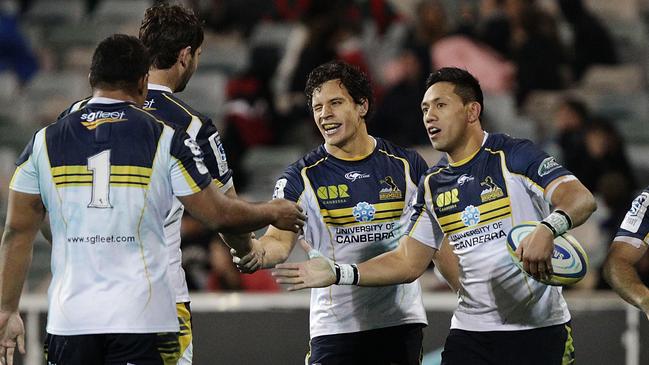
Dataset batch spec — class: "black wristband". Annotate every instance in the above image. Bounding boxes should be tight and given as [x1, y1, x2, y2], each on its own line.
[334, 264, 341, 284]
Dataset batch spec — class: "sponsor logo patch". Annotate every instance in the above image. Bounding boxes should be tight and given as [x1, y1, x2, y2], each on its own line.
[538, 156, 561, 177]
[344, 171, 370, 182]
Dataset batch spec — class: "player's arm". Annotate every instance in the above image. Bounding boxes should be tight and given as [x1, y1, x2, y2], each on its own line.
[603, 242, 649, 318]
[1, 192, 45, 311]
[432, 236, 460, 292]
[274, 235, 436, 290]
[0, 190, 45, 360]
[516, 177, 596, 280]
[178, 186, 304, 235]
[357, 236, 437, 286]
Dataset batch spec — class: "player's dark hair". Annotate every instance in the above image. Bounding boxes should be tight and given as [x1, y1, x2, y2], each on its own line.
[89, 34, 150, 91]
[426, 67, 484, 116]
[305, 60, 374, 121]
[139, 3, 204, 69]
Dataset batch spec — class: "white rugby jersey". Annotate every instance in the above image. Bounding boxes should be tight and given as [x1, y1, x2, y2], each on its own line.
[10, 97, 211, 335]
[273, 137, 429, 338]
[59, 84, 234, 303]
[409, 132, 572, 331]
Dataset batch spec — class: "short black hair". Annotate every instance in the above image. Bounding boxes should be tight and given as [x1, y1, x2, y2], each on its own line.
[305, 60, 374, 120]
[426, 67, 484, 116]
[139, 3, 204, 69]
[89, 34, 150, 90]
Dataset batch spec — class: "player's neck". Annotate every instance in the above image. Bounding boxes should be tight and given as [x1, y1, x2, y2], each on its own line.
[447, 129, 485, 165]
[93, 89, 140, 105]
[148, 69, 178, 92]
[325, 133, 375, 161]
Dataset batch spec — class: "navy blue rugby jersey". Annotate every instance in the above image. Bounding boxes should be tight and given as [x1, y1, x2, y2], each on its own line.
[615, 187, 649, 248]
[408, 132, 575, 331]
[272, 137, 429, 337]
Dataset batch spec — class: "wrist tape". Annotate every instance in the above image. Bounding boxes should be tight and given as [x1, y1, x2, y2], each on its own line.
[540, 210, 573, 238]
[334, 264, 360, 285]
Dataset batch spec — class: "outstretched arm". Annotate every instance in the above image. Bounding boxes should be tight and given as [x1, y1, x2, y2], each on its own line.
[603, 242, 649, 318]
[233, 226, 298, 273]
[179, 184, 305, 234]
[274, 235, 437, 290]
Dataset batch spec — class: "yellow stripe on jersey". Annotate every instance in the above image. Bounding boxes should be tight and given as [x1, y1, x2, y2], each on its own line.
[322, 210, 404, 225]
[173, 157, 201, 193]
[437, 197, 510, 226]
[81, 118, 128, 130]
[321, 201, 404, 218]
[52, 165, 152, 187]
[443, 207, 512, 234]
[438, 197, 512, 234]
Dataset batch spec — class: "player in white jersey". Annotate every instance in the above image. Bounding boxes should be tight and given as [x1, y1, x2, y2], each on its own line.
[0, 34, 304, 365]
[603, 187, 649, 319]
[234, 60, 428, 364]
[274, 67, 597, 365]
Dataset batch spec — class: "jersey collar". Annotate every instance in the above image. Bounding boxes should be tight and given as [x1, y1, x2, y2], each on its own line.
[148, 83, 173, 93]
[87, 96, 130, 105]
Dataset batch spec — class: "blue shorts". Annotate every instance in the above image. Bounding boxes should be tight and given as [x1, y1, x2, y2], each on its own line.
[307, 323, 425, 365]
[441, 321, 575, 365]
[44, 331, 180, 365]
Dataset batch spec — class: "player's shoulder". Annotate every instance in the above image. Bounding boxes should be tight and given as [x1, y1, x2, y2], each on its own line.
[484, 132, 534, 153]
[375, 137, 424, 161]
[58, 96, 92, 120]
[285, 145, 328, 175]
[149, 90, 210, 123]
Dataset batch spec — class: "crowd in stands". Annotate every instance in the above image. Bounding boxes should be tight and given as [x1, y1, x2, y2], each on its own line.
[1, 0, 648, 292]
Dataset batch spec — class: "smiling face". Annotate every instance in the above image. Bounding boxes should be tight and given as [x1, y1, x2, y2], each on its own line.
[311, 79, 368, 149]
[421, 81, 480, 156]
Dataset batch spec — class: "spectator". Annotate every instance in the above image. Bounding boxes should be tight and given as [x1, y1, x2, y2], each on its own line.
[558, 0, 618, 82]
[0, 8, 38, 87]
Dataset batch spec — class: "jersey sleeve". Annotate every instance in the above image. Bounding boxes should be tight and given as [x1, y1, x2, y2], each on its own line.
[169, 129, 212, 196]
[614, 190, 649, 248]
[10, 131, 41, 194]
[196, 120, 234, 192]
[504, 138, 573, 197]
[407, 174, 443, 249]
[272, 164, 305, 203]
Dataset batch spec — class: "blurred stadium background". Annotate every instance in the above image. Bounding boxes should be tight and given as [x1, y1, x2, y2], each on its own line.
[1, 0, 649, 364]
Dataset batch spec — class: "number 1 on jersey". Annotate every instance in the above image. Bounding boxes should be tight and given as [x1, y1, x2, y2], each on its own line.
[87, 150, 112, 208]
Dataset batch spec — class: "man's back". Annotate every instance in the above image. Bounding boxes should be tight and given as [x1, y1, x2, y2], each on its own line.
[10, 98, 211, 335]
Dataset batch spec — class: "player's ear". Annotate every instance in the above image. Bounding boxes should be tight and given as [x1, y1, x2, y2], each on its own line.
[178, 46, 192, 68]
[359, 98, 368, 118]
[467, 101, 481, 124]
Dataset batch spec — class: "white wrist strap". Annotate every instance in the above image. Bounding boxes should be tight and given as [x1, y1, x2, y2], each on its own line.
[541, 210, 572, 237]
[335, 264, 360, 285]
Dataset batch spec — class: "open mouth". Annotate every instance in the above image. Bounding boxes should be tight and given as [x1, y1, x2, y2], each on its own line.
[322, 123, 342, 135]
[428, 127, 441, 137]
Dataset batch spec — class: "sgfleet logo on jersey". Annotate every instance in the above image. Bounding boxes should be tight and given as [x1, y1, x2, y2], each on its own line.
[317, 184, 350, 204]
[435, 188, 459, 211]
[80, 110, 127, 130]
[352, 202, 376, 222]
[143, 98, 156, 110]
[379, 176, 402, 200]
[479, 176, 503, 203]
[345, 171, 370, 182]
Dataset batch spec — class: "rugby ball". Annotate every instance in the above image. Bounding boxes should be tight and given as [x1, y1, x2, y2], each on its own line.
[506, 222, 589, 286]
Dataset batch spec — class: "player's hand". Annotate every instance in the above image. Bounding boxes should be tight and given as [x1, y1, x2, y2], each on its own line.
[273, 239, 336, 290]
[231, 238, 266, 273]
[0, 311, 25, 365]
[515, 225, 554, 282]
[266, 199, 306, 233]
